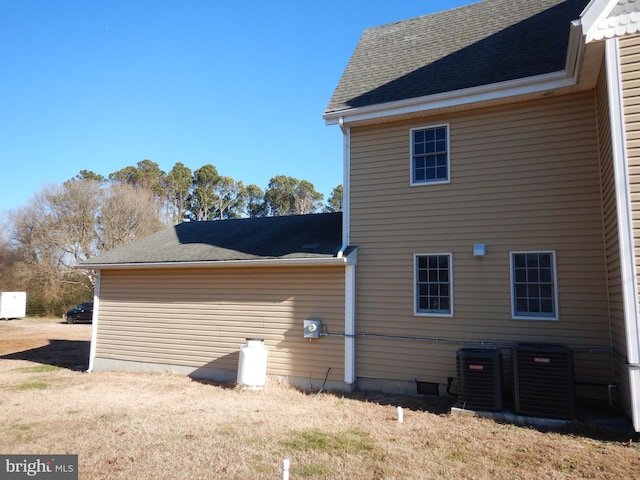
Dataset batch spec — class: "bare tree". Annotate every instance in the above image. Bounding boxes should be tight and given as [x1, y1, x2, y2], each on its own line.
[97, 183, 164, 252]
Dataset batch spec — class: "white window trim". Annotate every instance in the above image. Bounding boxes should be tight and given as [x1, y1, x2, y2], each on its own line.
[414, 253, 454, 318]
[510, 250, 559, 321]
[409, 123, 451, 186]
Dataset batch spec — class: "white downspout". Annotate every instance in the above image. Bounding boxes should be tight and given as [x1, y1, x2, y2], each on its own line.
[86, 270, 101, 373]
[338, 116, 356, 386]
[606, 37, 640, 432]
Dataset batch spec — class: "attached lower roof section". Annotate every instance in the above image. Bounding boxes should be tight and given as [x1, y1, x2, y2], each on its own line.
[80, 212, 352, 269]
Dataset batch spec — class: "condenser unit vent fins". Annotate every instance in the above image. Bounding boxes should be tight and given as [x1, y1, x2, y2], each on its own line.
[513, 343, 575, 420]
[456, 348, 503, 411]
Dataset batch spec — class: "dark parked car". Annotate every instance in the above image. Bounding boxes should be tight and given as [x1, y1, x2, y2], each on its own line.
[66, 302, 93, 324]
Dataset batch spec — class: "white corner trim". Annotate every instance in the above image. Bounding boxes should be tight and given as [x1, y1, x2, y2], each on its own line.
[606, 37, 640, 368]
[86, 271, 100, 373]
[606, 37, 640, 432]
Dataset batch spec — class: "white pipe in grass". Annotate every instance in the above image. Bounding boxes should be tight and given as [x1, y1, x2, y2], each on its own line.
[397, 406, 404, 423]
[282, 459, 290, 480]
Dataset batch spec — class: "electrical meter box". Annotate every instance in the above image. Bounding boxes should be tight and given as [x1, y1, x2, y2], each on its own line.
[304, 319, 322, 339]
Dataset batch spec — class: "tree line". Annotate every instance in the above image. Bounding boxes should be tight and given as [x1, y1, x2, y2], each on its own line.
[0, 159, 342, 316]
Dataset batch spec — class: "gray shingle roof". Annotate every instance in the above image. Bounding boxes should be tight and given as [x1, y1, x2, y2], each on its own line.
[81, 212, 343, 267]
[325, 0, 591, 114]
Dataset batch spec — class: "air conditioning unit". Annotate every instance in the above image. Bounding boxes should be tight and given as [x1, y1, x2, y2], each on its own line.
[456, 348, 504, 411]
[513, 343, 575, 419]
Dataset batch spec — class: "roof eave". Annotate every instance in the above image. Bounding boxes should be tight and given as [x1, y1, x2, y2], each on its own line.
[78, 254, 355, 271]
[325, 22, 585, 127]
[324, 69, 576, 126]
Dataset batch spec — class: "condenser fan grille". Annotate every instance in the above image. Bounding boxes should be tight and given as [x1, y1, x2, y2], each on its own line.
[456, 348, 503, 411]
[513, 343, 575, 419]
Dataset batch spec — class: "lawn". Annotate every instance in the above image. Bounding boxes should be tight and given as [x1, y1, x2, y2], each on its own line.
[1, 317, 639, 479]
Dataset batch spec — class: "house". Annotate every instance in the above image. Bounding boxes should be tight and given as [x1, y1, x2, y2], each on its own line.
[84, 0, 640, 431]
[82, 212, 356, 392]
[322, 0, 640, 431]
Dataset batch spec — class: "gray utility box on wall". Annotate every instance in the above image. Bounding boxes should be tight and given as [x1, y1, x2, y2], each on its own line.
[456, 348, 504, 411]
[513, 343, 575, 420]
[304, 319, 322, 339]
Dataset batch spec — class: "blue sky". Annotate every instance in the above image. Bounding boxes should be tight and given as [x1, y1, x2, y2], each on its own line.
[0, 0, 470, 213]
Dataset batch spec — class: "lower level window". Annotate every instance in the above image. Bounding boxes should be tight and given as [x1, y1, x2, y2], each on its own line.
[415, 254, 452, 316]
[511, 251, 558, 320]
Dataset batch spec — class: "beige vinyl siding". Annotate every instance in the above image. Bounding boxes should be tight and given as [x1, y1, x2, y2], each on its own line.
[620, 33, 640, 413]
[620, 34, 640, 328]
[95, 266, 345, 384]
[350, 92, 613, 392]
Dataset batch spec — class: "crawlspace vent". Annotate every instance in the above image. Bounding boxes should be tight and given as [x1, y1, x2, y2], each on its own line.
[513, 343, 575, 420]
[456, 348, 503, 411]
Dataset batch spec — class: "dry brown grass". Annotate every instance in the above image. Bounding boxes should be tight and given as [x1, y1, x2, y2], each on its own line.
[1, 317, 639, 479]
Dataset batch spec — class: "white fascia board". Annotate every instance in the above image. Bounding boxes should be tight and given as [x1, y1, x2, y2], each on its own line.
[324, 70, 576, 126]
[79, 256, 350, 270]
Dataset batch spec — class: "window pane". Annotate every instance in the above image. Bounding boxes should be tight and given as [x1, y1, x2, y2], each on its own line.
[416, 255, 451, 315]
[439, 270, 449, 283]
[540, 268, 552, 283]
[412, 127, 448, 184]
[539, 254, 551, 268]
[425, 129, 435, 141]
[512, 252, 555, 318]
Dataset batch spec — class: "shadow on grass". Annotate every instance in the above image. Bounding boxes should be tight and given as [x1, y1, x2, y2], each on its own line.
[1, 340, 90, 372]
[337, 389, 455, 416]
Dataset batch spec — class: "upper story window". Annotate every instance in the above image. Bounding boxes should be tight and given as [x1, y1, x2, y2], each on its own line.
[411, 124, 450, 185]
[510, 251, 558, 320]
[415, 253, 453, 317]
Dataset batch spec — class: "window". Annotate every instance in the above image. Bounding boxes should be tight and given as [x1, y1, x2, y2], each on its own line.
[411, 124, 449, 185]
[511, 251, 558, 320]
[415, 254, 453, 316]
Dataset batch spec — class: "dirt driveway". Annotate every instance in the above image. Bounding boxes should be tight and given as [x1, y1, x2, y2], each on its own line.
[0, 316, 91, 371]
